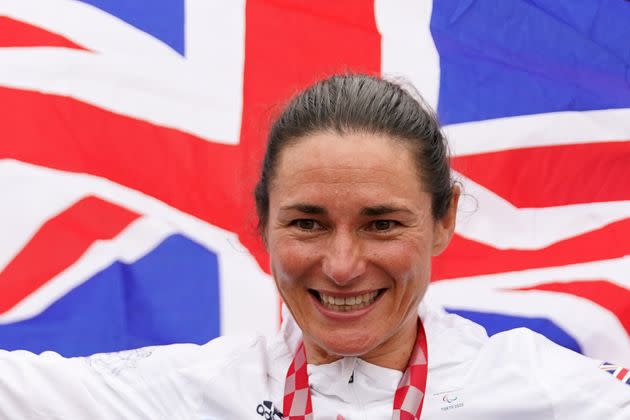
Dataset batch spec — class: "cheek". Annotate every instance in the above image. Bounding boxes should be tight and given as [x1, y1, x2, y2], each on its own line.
[369, 238, 432, 281]
[270, 238, 320, 289]
[376, 241, 431, 319]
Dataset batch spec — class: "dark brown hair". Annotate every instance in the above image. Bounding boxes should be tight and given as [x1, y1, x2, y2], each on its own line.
[254, 74, 453, 231]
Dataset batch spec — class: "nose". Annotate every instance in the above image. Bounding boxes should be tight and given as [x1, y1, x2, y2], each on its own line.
[322, 229, 366, 285]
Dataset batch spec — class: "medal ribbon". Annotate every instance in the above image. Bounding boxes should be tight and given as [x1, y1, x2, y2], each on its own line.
[283, 320, 428, 420]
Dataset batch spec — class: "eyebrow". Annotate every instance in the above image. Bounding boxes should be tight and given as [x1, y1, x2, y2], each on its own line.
[280, 204, 327, 215]
[360, 205, 412, 216]
[280, 204, 410, 217]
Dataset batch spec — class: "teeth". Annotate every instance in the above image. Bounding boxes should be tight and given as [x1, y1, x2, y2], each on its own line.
[318, 291, 380, 311]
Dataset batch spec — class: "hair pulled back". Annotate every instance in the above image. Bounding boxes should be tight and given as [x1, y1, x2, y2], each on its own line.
[255, 74, 453, 232]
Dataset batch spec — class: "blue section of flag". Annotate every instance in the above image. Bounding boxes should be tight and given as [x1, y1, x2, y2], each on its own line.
[78, 0, 185, 55]
[445, 308, 582, 354]
[431, 0, 630, 124]
[0, 234, 220, 356]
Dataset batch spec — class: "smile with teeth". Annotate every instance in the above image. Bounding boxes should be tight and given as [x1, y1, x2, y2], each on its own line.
[316, 290, 381, 312]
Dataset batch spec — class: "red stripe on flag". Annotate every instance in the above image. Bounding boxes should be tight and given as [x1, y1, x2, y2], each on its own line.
[239, 0, 381, 267]
[0, 196, 139, 313]
[432, 218, 630, 280]
[617, 368, 629, 380]
[452, 142, 630, 207]
[511, 280, 630, 338]
[0, 86, 243, 235]
[0, 16, 88, 50]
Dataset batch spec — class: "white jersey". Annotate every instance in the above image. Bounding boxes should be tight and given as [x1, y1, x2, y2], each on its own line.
[1, 302, 628, 419]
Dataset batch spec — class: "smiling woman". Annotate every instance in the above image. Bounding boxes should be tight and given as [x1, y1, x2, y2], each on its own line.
[251, 75, 461, 417]
[0, 75, 629, 420]
[258, 79, 458, 372]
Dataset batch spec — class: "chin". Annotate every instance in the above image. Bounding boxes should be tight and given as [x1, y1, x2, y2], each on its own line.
[315, 330, 380, 359]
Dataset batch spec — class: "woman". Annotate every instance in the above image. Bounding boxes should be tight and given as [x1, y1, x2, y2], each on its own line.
[1, 74, 628, 419]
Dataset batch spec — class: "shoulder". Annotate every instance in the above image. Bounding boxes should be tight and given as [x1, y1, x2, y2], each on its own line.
[422, 305, 630, 418]
[482, 327, 609, 379]
[488, 328, 630, 418]
[421, 302, 617, 383]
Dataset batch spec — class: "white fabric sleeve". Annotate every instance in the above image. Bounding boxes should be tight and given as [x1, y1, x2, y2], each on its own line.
[0, 336, 256, 420]
[523, 329, 630, 419]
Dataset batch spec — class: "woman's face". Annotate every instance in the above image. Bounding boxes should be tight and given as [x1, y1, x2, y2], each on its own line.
[266, 132, 456, 366]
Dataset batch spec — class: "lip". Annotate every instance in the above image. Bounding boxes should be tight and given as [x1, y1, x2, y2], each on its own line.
[308, 288, 385, 321]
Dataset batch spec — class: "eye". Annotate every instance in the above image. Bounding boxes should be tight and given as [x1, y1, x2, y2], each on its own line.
[368, 220, 398, 232]
[292, 219, 323, 231]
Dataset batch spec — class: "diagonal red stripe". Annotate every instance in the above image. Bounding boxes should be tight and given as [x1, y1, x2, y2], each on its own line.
[432, 218, 630, 281]
[0, 196, 139, 313]
[452, 141, 630, 208]
[511, 280, 630, 338]
[0, 86, 243, 236]
[0, 16, 88, 50]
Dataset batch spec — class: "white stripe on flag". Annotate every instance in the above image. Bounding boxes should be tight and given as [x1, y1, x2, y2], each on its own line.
[0, 161, 89, 272]
[0, 0, 245, 144]
[455, 171, 630, 250]
[376, 0, 440, 110]
[445, 108, 630, 157]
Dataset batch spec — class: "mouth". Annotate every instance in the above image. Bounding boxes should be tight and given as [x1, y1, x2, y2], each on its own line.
[309, 289, 385, 312]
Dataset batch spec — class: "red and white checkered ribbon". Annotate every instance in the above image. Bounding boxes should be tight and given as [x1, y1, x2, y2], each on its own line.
[283, 320, 428, 419]
[283, 342, 314, 420]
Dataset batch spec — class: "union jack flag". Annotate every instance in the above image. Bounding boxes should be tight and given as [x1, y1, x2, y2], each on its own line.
[600, 362, 630, 385]
[0, 0, 629, 367]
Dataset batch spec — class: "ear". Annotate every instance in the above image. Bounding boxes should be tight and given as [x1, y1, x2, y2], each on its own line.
[261, 230, 269, 250]
[260, 221, 270, 250]
[432, 184, 460, 256]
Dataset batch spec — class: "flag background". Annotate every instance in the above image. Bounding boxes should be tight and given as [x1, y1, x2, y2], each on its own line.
[0, 0, 629, 364]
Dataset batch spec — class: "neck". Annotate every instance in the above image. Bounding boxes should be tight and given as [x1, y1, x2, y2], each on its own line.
[304, 316, 419, 372]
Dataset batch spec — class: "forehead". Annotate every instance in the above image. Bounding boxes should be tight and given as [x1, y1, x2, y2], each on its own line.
[271, 132, 425, 205]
